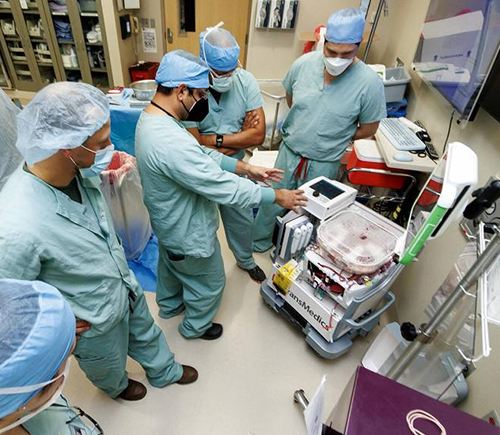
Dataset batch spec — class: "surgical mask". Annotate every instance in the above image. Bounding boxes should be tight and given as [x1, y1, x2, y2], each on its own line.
[324, 56, 353, 76]
[181, 93, 209, 122]
[211, 73, 234, 93]
[0, 360, 71, 434]
[79, 144, 114, 178]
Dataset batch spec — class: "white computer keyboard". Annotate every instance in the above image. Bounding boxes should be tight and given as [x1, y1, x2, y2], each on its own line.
[379, 118, 426, 151]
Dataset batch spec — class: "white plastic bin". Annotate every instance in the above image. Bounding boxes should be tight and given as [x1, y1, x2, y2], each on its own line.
[383, 67, 411, 103]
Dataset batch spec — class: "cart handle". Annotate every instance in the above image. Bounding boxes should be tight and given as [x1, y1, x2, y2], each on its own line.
[343, 291, 396, 330]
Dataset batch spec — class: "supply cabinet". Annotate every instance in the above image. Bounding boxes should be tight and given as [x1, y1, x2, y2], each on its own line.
[0, 0, 112, 91]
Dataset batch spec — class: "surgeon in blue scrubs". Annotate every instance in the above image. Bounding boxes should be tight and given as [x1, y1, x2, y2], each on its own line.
[135, 50, 307, 342]
[0, 82, 197, 402]
[253, 8, 387, 252]
[185, 25, 268, 283]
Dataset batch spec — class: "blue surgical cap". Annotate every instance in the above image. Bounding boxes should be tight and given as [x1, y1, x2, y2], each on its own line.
[0, 89, 22, 191]
[0, 279, 75, 418]
[155, 50, 210, 89]
[16, 82, 110, 165]
[200, 27, 240, 72]
[326, 8, 365, 44]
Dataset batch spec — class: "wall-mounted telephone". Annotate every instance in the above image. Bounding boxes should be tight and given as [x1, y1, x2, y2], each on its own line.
[131, 16, 139, 34]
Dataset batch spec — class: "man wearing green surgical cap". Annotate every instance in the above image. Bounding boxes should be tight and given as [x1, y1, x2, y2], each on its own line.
[184, 25, 268, 284]
[0, 82, 198, 403]
[136, 50, 307, 341]
[253, 8, 386, 252]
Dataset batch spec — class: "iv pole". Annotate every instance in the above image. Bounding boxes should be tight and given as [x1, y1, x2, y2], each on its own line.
[362, 0, 387, 62]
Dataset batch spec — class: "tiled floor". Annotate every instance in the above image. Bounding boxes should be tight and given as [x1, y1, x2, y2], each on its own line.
[63, 232, 390, 435]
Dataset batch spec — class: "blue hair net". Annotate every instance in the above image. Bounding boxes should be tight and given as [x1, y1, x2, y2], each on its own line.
[155, 50, 210, 89]
[326, 8, 365, 44]
[200, 27, 240, 72]
[16, 82, 110, 165]
[0, 279, 75, 418]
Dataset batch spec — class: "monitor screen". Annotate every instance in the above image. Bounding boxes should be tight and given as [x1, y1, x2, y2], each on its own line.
[412, 0, 500, 123]
[310, 180, 344, 200]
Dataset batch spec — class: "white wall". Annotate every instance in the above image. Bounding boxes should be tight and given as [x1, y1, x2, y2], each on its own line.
[136, 0, 166, 63]
[246, 0, 360, 79]
[245, 0, 500, 420]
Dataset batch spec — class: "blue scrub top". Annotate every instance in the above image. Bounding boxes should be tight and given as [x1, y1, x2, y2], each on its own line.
[135, 113, 275, 258]
[184, 69, 263, 161]
[282, 51, 386, 162]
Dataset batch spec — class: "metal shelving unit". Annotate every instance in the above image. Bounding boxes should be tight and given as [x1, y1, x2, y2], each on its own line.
[0, 0, 113, 91]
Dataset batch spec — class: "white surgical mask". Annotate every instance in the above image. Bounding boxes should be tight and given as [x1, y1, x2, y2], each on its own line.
[323, 56, 353, 76]
[79, 144, 115, 178]
[210, 73, 234, 93]
[0, 360, 71, 434]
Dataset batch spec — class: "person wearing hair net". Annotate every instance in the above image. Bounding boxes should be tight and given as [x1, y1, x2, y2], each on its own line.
[0, 279, 101, 434]
[183, 25, 268, 283]
[0, 90, 23, 191]
[253, 8, 386, 252]
[0, 82, 197, 402]
[135, 50, 307, 340]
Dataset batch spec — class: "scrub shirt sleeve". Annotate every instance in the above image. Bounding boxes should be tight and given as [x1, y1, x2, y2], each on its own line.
[282, 57, 300, 96]
[202, 146, 238, 173]
[359, 78, 387, 124]
[167, 145, 273, 208]
[0, 233, 41, 280]
[245, 75, 264, 112]
[182, 120, 199, 129]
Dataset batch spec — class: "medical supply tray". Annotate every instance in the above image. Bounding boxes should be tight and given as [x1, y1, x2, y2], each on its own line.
[317, 202, 405, 275]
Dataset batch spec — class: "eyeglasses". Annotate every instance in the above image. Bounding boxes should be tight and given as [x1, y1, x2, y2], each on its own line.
[210, 68, 240, 80]
[65, 406, 104, 435]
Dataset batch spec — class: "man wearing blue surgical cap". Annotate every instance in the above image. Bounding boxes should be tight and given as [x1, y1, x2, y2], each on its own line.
[183, 25, 268, 284]
[0, 279, 100, 434]
[0, 82, 198, 402]
[136, 50, 307, 340]
[253, 8, 386, 252]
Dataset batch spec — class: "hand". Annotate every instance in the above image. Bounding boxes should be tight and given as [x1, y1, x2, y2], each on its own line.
[76, 319, 91, 340]
[242, 110, 260, 131]
[275, 189, 308, 213]
[246, 164, 284, 186]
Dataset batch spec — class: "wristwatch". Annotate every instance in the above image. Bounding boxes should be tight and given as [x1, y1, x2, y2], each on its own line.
[216, 134, 224, 148]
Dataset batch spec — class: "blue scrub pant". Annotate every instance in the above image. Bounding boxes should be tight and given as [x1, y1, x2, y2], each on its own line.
[156, 239, 226, 338]
[220, 203, 256, 270]
[253, 143, 341, 252]
[73, 289, 183, 398]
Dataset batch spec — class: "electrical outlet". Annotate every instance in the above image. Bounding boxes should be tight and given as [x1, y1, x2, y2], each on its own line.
[483, 410, 500, 427]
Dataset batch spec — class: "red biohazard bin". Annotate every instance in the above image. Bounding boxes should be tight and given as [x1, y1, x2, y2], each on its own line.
[347, 140, 408, 190]
[129, 62, 159, 82]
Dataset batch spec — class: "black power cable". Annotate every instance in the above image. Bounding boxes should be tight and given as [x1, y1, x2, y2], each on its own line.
[443, 110, 455, 153]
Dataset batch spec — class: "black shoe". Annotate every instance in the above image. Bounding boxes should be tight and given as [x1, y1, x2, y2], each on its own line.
[200, 323, 223, 340]
[240, 265, 267, 283]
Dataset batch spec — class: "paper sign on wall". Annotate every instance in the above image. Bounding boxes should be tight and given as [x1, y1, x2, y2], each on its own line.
[142, 28, 157, 53]
[304, 375, 327, 435]
[282, 0, 298, 29]
[255, 0, 299, 29]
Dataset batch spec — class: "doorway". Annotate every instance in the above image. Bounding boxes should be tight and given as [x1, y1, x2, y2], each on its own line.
[164, 0, 253, 66]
